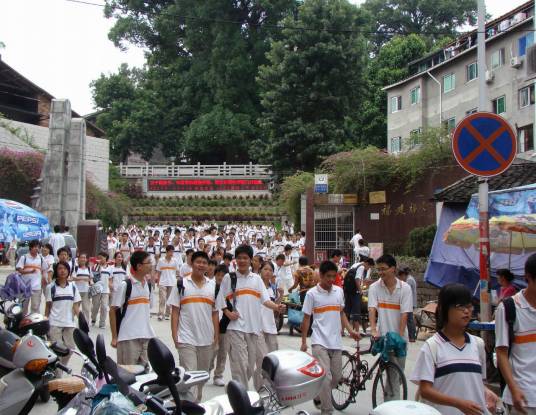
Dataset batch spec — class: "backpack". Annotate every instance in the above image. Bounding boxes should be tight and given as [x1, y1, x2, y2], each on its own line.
[219, 273, 238, 334]
[51, 283, 77, 302]
[23, 254, 45, 271]
[497, 296, 517, 393]
[343, 267, 359, 299]
[115, 278, 152, 334]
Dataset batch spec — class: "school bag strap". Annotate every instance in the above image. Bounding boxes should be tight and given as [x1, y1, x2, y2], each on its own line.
[229, 272, 238, 308]
[115, 278, 133, 334]
[503, 296, 517, 356]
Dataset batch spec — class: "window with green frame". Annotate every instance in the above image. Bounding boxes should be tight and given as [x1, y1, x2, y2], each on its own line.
[493, 96, 506, 114]
[443, 73, 455, 93]
[410, 86, 420, 105]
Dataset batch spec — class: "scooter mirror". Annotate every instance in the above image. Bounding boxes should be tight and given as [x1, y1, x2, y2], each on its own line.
[73, 328, 100, 368]
[95, 334, 110, 383]
[147, 337, 175, 380]
[78, 311, 90, 334]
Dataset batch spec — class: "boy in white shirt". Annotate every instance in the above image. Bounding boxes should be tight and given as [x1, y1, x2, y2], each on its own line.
[368, 254, 413, 401]
[156, 245, 179, 321]
[216, 245, 285, 389]
[110, 251, 155, 368]
[496, 253, 536, 415]
[91, 251, 112, 329]
[301, 260, 359, 415]
[167, 251, 218, 402]
[16, 239, 48, 314]
[179, 249, 194, 278]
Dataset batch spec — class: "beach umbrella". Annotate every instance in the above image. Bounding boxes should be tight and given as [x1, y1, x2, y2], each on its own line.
[0, 199, 50, 243]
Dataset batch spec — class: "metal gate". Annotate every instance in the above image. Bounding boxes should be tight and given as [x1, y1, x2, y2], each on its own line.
[314, 205, 355, 264]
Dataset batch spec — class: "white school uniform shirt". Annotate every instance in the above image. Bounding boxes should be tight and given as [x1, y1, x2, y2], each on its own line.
[179, 263, 192, 279]
[253, 246, 268, 259]
[156, 257, 179, 287]
[411, 332, 488, 415]
[367, 278, 413, 340]
[216, 270, 270, 334]
[117, 241, 134, 262]
[45, 281, 81, 328]
[167, 276, 216, 346]
[111, 266, 127, 292]
[73, 266, 92, 293]
[145, 244, 158, 265]
[302, 284, 345, 350]
[172, 245, 184, 264]
[112, 277, 155, 342]
[495, 290, 536, 408]
[16, 253, 47, 290]
[44, 254, 55, 273]
[261, 284, 278, 335]
[98, 266, 111, 294]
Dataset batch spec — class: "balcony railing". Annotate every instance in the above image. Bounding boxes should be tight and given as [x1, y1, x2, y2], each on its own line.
[119, 162, 272, 178]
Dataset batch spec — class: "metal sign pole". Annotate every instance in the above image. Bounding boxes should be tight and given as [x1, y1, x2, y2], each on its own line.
[478, 178, 491, 322]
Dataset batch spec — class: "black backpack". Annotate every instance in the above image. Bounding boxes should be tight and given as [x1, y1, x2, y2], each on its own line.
[496, 296, 517, 393]
[51, 283, 76, 302]
[343, 267, 359, 299]
[219, 273, 238, 334]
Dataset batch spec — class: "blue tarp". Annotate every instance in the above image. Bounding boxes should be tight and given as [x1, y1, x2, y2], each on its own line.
[424, 185, 535, 291]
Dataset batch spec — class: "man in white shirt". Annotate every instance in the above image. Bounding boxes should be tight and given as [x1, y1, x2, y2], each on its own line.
[350, 229, 363, 258]
[49, 225, 65, 261]
[216, 245, 285, 389]
[156, 245, 180, 321]
[368, 254, 413, 401]
[16, 239, 48, 314]
[301, 260, 360, 415]
[179, 249, 194, 278]
[168, 251, 218, 402]
[496, 253, 536, 415]
[110, 251, 155, 368]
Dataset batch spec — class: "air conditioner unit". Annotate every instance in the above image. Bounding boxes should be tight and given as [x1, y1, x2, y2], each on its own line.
[485, 70, 495, 83]
[511, 56, 523, 68]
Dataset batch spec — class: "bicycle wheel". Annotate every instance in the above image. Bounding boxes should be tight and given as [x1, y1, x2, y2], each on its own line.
[331, 351, 356, 410]
[371, 360, 408, 408]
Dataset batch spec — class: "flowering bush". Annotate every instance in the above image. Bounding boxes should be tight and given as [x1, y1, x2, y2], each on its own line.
[0, 149, 44, 204]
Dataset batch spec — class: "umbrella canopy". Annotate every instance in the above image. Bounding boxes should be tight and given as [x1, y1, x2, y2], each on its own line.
[0, 199, 50, 243]
[444, 214, 536, 254]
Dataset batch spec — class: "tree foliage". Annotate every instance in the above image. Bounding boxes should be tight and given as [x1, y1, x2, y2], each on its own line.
[279, 171, 314, 227]
[257, 0, 367, 172]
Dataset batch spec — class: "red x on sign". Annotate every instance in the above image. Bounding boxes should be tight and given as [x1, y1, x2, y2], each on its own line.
[452, 112, 517, 177]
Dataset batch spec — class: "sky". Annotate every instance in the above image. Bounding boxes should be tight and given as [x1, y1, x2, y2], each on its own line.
[0, 0, 529, 115]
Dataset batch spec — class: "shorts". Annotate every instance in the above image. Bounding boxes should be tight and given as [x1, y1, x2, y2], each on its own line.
[344, 293, 361, 322]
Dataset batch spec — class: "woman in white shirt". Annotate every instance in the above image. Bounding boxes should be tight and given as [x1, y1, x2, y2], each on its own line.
[72, 253, 93, 320]
[41, 243, 55, 284]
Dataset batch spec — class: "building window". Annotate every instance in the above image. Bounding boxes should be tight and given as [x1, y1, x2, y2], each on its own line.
[443, 117, 456, 133]
[491, 48, 505, 70]
[391, 136, 401, 153]
[409, 128, 422, 148]
[492, 96, 506, 114]
[519, 85, 535, 108]
[466, 108, 478, 116]
[466, 62, 478, 81]
[391, 96, 402, 113]
[517, 124, 534, 153]
[519, 32, 534, 56]
[410, 86, 420, 105]
[443, 73, 455, 93]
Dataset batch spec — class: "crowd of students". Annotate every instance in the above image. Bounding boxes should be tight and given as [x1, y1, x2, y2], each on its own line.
[11, 221, 536, 415]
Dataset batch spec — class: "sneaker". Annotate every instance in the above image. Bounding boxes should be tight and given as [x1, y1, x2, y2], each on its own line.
[313, 398, 321, 409]
[158, 315, 163, 321]
[213, 378, 225, 387]
[91, 320, 96, 326]
[164, 315, 170, 320]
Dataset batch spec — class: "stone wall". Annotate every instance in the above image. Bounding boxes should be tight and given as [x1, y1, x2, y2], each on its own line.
[0, 119, 109, 191]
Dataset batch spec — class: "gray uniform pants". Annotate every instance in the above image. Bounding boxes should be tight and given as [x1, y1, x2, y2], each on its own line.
[254, 332, 279, 390]
[117, 338, 150, 369]
[23, 289, 42, 314]
[91, 293, 109, 327]
[212, 332, 230, 381]
[49, 326, 75, 377]
[79, 292, 91, 321]
[227, 329, 258, 390]
[312, 345, 342, 415]
[177, 343, 214, 402]
[384, 353, 406, 401]
[158, 285, 173, 317]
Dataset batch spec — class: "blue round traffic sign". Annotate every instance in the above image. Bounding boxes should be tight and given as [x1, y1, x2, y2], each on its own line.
[452, 112, 517, 177]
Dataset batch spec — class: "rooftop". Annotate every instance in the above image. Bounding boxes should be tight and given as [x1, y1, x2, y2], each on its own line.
[433, 160, 536, 203]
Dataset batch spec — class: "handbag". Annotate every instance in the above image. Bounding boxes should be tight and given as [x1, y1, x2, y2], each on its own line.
[288, 307, 304, 326]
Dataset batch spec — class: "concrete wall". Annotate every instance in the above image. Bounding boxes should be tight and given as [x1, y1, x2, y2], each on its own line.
[0, 119, 109, 190]
[386, 18, 535, 154]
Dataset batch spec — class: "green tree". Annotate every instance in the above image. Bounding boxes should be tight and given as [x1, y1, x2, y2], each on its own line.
[363, 0, 477, 52]
[257, 0, 367, 172]
[358, 34, 428, 147]
[96, 0, 297, 162]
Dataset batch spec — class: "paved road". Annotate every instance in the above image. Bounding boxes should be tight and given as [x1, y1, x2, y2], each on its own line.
[0, 265, 420, 415]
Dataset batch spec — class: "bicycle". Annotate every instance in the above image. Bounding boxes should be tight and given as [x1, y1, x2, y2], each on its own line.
[331, 339, 408, 410]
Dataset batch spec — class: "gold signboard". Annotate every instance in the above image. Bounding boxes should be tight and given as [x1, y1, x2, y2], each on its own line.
[369, 191, 386, 204]
[314, 194, 358, 205]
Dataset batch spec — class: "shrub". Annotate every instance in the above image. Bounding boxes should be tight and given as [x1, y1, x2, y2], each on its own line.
[279, 171, 314, 228]
[405, 225, 437, 258]
[0, 149, 43, 205]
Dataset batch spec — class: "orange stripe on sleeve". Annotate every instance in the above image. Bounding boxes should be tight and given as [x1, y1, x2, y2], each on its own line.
[514, 333, 536, 344]
[313, 305, 342, 314]
[378, 302, 401, 310]
[180, 297, 215, 306]
[127, 297, 150, 305]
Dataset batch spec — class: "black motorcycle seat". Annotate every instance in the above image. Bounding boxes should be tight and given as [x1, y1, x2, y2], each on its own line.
[115, 365, 137, 385]
[226, 380, 264, 415]
[262, 354, 278, 381]
[181, 400, 206, 415]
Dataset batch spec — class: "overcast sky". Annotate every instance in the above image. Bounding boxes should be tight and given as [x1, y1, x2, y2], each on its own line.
[0, 0, 529, 115]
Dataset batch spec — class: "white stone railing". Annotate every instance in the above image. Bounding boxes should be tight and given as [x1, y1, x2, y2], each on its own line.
[119, 162, 272, 178]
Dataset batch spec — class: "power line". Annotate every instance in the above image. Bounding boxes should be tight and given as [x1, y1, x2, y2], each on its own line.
[64, 0, 536, 36]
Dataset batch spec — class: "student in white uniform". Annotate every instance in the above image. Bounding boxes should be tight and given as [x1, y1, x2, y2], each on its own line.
[16, 239, 48, 314]
[496, 253, 536, 415]
[411, 284, 492, 415]
[45, 261, 81, 375]
[110, 251, 155, 368]
[215, 245, 285, 390]
[111, 252, 127, 302]
[91, 251, 112, 329]
[368, 254, 412, 401]
[301, 260, 360, 415]
[167, 251, 218, 402]
[41, 243, 55, 284]
[156, 245, 180, 321]
[72, 253, 93, 319]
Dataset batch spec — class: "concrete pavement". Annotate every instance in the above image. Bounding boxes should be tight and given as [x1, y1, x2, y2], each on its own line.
[0, 265, 420, 415]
